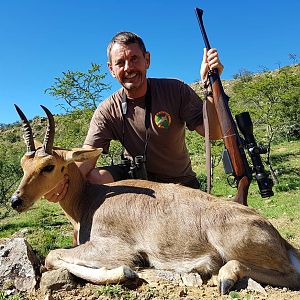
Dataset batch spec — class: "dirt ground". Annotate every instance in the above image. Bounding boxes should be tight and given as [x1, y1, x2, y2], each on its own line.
[29, 279, 300, 300]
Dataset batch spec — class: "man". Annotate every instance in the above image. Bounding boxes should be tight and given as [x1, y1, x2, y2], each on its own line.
[46, 31, 223, 201]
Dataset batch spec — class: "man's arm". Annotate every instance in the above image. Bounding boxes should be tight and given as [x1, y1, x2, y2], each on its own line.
[195, 124, 205, 137]
[195, 93, 223, 140]
[197, 47, 223, 140]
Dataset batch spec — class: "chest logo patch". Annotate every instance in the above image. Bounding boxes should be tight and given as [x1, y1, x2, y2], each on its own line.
[154, 111, 171, 129]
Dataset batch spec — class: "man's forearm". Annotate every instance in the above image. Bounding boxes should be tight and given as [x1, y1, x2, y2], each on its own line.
[195, 124, 205, 137]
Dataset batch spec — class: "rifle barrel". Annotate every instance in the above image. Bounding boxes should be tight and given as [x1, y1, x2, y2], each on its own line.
[195, 8, 211, 50]
[195, 7, 252, 205]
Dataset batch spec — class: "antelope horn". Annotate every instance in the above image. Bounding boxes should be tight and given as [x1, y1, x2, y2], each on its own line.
[39, 105, 55, 156]
[14, 104, 36, 157]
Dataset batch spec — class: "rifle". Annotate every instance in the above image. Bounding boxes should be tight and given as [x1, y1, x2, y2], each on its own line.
[195, 8, 274, 205]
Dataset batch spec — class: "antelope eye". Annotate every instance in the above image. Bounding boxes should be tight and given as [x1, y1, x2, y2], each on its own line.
[41, 165, 55, 173]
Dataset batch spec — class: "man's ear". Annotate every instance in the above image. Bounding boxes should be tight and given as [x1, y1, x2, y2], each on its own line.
[145, 52, 150, 69]
[107, 62, 116, 77]
[65, 148, 103, 162]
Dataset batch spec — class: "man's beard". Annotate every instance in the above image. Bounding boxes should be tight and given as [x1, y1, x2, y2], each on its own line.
[122, 71, 145, 91]
[123, 82, 137, 90]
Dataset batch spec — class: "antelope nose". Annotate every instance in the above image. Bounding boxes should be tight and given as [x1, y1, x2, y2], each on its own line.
[11, 194, 23, 209]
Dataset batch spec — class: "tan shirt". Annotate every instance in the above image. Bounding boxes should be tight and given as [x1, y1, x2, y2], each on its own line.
[84, 78, 203, 184]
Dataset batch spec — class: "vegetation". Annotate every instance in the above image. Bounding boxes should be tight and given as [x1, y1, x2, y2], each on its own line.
[231, 64, 300, 142]
[45, 63, 111, 112]
[0, 290, 23, 300]
[0, 62, 299, 298]
[0, 62, 299, 204]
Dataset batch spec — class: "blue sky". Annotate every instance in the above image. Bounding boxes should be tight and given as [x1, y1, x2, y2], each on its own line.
[1, 0, 299, 124]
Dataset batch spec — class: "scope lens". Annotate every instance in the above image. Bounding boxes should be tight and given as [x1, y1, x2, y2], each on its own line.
[256, 174, 274, 198]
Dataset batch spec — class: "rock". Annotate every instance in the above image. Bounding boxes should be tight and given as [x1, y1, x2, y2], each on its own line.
[234, 277, 267, 295]
[180, 272, 203, 287]
[137, 269, 203, 287]
[40, 268, 77, 294]
[0, 238, 42, 292]
[246, 278, 267, 295]
[11, 228, 30, 238]
[138, 269, 180, 285]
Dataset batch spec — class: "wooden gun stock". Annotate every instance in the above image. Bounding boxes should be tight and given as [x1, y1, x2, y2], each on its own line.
[195, 8, 252, 205]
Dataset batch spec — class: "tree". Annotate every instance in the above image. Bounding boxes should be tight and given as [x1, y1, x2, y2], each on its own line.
[45, 63, 111, 112]
[231, 64, 300, 142]
[46, 63, 123, 162]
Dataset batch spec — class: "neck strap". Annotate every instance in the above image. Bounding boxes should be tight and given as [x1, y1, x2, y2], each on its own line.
[120, 80, 151, 159]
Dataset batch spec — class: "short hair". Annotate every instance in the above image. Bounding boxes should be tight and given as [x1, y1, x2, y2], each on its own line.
[107, 31, 147, 63]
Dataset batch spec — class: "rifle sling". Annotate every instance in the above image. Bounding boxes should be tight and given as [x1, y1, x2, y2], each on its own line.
[120, 80, 151, 159]
[203, 98, 212, 193]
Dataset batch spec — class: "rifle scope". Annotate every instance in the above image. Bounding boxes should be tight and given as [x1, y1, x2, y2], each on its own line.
[235, 112, 274, 198]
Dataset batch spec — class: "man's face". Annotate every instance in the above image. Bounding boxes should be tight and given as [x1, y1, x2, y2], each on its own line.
[108, 42, 150, 97]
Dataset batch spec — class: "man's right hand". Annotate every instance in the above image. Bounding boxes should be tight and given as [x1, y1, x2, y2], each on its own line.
[43, 174, 69, 202]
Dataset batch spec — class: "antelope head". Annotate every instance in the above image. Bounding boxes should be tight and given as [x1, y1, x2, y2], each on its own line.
[11, 105, 102, 212]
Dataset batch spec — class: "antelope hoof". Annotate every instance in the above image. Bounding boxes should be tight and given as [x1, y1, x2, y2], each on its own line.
[217, 260, 247, 294]
[219, 279, 235, 295]
[122, 266, 138, 280]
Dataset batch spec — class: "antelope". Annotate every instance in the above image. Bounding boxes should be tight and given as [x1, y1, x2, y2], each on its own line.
[11, 105, 300, 295]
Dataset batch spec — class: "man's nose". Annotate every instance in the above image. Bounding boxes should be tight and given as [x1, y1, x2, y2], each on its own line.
[124, 60, 132, 71]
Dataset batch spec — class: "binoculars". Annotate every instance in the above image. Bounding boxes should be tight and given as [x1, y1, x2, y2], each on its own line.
[121, 155, 148, 180]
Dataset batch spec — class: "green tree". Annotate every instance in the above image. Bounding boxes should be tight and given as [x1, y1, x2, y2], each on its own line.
[231, 64, 300, 142]
[45, 63, 111, 112]
[46, 63, 123, 163]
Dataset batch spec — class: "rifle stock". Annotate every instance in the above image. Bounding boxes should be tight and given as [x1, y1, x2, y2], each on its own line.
[195, 8, 252, 205]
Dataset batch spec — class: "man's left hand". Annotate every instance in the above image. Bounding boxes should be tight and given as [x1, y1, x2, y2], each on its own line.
[200, 48, 224, 82]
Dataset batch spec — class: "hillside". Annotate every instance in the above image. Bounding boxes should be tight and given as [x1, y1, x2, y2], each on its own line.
[0, 63, 299, 208]
[0, 64, 300, 300]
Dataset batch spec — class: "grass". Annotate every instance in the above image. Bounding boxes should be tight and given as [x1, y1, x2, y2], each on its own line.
[252, 141, 299, 242]
[96, 285, 141, 300]
[228, 291, 253, 300]
[95, 284, 183, 300]
[1, 141, 299, 255]
[195, 140, 300, 243]
[0, 200, 72, 256]
[0, 291, 22, 300]
[0, 140, 299, 299]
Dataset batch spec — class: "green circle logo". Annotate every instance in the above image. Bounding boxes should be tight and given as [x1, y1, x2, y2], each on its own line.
[154, 111, 171, 129]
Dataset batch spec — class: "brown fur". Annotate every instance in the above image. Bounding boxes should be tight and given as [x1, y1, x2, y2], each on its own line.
[12, 147, 300, 294]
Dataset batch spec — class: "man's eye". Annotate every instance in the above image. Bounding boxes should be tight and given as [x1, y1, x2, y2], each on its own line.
[41, 165, 55, 173]
[116, 61, 124, 66]
[131, 56, 138, 62]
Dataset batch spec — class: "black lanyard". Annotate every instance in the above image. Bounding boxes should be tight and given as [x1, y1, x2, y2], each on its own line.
[120, 79, 151, 159]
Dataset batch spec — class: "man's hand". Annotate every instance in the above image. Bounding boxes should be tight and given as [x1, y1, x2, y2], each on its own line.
[200, 48, 224, 82]
[43, 174, 69, 202]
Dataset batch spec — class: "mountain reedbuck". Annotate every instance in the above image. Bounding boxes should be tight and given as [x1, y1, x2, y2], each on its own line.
[11, 105, 300, 294]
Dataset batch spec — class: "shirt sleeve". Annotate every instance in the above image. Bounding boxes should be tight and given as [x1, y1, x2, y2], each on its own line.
[179, 81, 203, 131]
[83, 103, 114, 154]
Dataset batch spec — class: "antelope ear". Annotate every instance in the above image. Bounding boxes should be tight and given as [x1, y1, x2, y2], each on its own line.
[65, 148, 102, 162]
